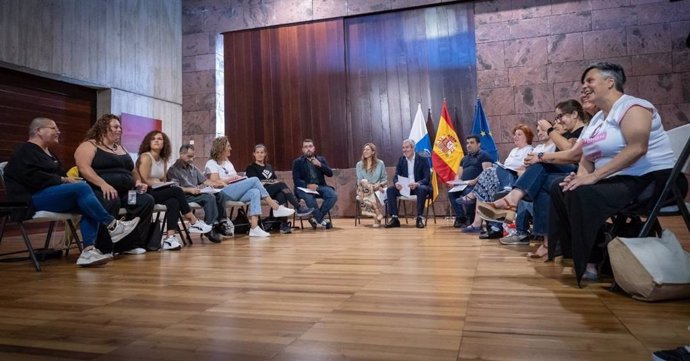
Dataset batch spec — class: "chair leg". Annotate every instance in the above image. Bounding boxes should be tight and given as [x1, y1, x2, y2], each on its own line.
[65, 219, 83, 255]
[178, 214, 192, 245]
[399, 199, 408, 224]
[17, 221, 41, 272]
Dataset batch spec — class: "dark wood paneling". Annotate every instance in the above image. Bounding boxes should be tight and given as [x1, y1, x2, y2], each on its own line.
[224, 19, 347, 170]
[345, 3, 476, 167]
[0, 67, 96, 169]
[223, 2, 475, 170]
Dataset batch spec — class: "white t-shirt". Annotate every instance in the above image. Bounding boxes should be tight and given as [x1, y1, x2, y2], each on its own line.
[533, 142, 557, 154]
[204, 159, 237, 181]
[580, 94, 675, 177]
[503, 145, 533, 171]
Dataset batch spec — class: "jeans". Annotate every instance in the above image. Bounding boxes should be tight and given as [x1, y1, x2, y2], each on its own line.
[447, 185, 475, 222]
[513, 163, 576, 235]
[296, 186, 338, 223]
[221, 177, 269, 216]
[386, 184, 431, 217]
[186, 192, 231, 224]
[514, 200, 533, 234]
[32, 182, 114, 248]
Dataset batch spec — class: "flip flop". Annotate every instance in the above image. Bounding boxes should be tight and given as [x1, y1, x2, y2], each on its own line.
[462, 224, 482, 233]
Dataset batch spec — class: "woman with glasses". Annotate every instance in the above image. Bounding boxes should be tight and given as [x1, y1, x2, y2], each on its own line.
[75, 114, 155, 254]
[205, 136, 295, 237]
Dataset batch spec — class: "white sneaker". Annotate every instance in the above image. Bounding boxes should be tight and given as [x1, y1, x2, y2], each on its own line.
[248, 226, 271, 237]
[108, 217, 140, 243]
[123, 247, 146, 255]
[76, 247, 112, 266]
[161, 235, 182, 250]
[272, 205, 295, 218]
[188, 220, 213, 234]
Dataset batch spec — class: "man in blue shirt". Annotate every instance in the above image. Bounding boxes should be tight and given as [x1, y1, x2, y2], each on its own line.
[447, 135, 493, 228]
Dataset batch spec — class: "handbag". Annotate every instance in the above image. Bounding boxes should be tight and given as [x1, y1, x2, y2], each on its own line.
[608, 229, 690, 301]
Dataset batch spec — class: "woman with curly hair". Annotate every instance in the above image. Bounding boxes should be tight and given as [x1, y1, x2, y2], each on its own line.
[205, 136, 294, 237]
[75, 114, 155, 254]
[137, 130, 213, 250]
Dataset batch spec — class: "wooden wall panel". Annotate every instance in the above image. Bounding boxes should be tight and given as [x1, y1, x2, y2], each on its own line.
[0, 67, 96, 168]
[224, 19, 347, 170]
[223, 2, 475, 170]
[345, 3, 476, 167]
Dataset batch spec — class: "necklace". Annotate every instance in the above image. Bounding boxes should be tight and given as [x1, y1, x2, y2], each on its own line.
[103, 142, 118, 152]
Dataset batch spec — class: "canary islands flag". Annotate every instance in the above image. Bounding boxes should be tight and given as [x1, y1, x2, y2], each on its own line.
[431, 100, 463, 183]
[409, 103, 432, 158]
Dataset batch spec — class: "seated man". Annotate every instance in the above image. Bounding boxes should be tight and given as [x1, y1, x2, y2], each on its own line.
[166, 143, 234, 242]
[292, 138, 338, 230]
[385, 139, 432, 229]
[447, 135, 492, 228]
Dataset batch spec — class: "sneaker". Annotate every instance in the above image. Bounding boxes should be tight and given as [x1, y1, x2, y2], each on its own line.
[249, 226, 271, 237]
[321, 220, 333, 230]
[279, 223, 292, 234]
[162, 235, 182, 251]
[76, 247, 112, 266]
[308, 217, 318, 230]
[272, 205, 295, 218]
[653, 346, 690, 361]
[204, 231, 222, 243]
[108, 217, 140, 243]
[188, 220, 213, 234]
[500, 232, 530, 245]
[296, 206, 314, 218]
[123, 247, 147, 255]
[415, 216, 425, 229]
[385, 217, 401, 228]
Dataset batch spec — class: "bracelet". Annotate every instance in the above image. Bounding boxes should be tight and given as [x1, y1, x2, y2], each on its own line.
[547, 127, 555, 135]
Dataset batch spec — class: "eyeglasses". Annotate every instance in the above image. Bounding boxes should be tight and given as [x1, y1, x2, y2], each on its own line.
[41, 126, 60, 132]
[554, 113, 565, 122]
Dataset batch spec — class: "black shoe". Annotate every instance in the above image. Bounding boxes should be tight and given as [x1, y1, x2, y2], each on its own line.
[453, 217, 466, 228]
[308, 217, 318, 230]
[479, 230, 502, 239]
[415, 216, 425, 229]
[215, 220, 234, 236]
[384, 217, 400, 228]
[279, 222, 292, 234]
[653, 346, 690, 361]
[204, 231, 222, 243]
[321, 220, 333, 230]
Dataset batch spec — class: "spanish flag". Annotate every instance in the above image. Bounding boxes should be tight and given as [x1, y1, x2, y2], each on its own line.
[431, 100, 463, 183]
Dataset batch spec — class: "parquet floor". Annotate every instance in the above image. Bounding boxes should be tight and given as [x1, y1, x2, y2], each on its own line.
[0, 217, 688, 361]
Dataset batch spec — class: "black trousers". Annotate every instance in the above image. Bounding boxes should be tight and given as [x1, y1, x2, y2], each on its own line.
[548, 169, 670, 284]
[95, 189, 155, 253]
[148, 186, 192, 231]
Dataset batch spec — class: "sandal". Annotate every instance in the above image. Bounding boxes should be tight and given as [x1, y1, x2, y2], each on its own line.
[527, 243, 548, 258]
[476, 199, 517, 223]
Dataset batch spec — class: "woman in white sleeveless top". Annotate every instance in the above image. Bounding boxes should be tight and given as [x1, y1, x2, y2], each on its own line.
[550, 63, 676, 286]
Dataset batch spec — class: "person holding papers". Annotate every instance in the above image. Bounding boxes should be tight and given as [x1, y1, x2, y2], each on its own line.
[206, 136, 294, 237]
[137, 131, 213, 250]
[292, 138, 338, 230]
[166, 143, 236, 243]
[446, 135, 493, 228]
[385, 139, 431, 229]
[246, 144, 314, 234]
[355, 143, 388, 227]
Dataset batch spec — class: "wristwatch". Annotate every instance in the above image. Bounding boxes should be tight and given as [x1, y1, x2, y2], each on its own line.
[546, 127, 555, 135]
[537, 152, 545, 162]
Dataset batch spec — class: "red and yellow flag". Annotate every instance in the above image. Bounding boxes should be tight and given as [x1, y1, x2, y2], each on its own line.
[431, 100, 464, 183]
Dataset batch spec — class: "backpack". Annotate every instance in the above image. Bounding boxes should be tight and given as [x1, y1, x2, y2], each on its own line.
[233, 208, 250, 235]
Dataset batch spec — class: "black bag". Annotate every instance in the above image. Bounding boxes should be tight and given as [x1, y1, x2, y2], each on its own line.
[233, 208, 250, 235]
[146, 220, 163, 251]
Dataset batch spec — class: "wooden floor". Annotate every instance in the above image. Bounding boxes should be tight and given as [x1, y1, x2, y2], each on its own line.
[0, 217, 689, 361]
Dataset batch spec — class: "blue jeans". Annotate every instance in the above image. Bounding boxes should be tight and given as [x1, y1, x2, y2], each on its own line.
[447, 185, 475, 222]
[221, 177, 269, 216]
[513, 163, 576, 235]
[186, 192, 231, 224]
[32, 182, 114, 248]
[514, 200, 533, 234]
[296, 186, 338, 223]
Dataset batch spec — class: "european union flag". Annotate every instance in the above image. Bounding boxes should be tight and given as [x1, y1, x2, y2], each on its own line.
[471, 98, 499, 162]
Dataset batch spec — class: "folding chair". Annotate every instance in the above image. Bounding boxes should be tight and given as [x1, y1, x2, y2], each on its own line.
[396, 193, 437, 226]
[0, 162, 83, 272]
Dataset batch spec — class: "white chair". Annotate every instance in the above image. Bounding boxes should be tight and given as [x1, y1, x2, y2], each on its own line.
[0, 162, 82, 272]
[396, 194, 437, 226]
